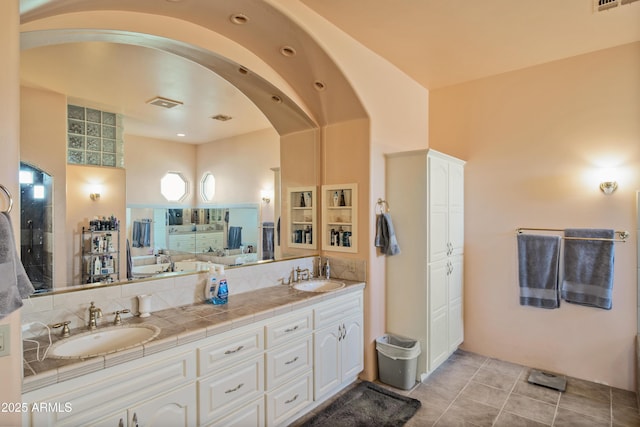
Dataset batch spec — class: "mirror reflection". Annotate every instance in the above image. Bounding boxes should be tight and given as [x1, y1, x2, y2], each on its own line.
[20, 36, 318, 294]
[19, 162, 54, 293]
[127, 205, 274, 280]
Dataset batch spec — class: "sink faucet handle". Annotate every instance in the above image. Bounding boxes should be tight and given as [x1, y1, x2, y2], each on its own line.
[51, 321, 71, 338]
[113, 309, 131, 325]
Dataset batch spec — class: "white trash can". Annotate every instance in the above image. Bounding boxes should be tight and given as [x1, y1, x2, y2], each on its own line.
[376, 334, 421, 390]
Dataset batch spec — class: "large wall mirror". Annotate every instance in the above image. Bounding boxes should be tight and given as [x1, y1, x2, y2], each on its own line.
[19, 30, 320, 293]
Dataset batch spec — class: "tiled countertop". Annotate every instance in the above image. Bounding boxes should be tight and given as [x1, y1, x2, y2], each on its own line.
[22, 281, 365, 393]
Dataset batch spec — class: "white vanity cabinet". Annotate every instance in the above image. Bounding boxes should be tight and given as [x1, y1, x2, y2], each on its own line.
[23, 350, 196, 427]
[197, 326, 265, 426]
[386, 149, 465, 379]
[313, 293, 364, 401]
[265, 311, 314, 426]
[22, 287, 365, 427]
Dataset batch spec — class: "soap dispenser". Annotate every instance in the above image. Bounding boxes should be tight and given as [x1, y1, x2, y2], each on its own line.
[324, 259, 330, 279]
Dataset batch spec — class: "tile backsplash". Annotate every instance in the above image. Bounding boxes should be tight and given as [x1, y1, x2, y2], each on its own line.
[21, 256, 366, 338]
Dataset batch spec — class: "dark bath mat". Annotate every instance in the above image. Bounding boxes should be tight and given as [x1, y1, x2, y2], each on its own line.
[301, 381, 421, 427]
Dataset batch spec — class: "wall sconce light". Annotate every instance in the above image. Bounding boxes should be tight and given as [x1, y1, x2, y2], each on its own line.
[260, 189, 273, 204]
[90, 192, 100, 201]
[600, 181, 618, 195]
[89, 184, 102, 201]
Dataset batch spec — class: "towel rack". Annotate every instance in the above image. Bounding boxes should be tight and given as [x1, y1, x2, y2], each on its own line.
[376, 198, 390, 214]
[516, 227, 629, 243]
[0, 184, 12, 213]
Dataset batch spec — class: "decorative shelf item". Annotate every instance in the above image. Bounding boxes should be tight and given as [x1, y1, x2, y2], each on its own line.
[322, 183, 357, 253]
[287, 186, 317, 249]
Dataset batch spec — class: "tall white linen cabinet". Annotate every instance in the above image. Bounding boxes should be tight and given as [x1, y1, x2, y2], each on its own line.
[385, 149, 465, 381]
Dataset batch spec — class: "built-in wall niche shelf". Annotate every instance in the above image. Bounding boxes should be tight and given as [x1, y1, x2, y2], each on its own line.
[287, 186, 317, 249]
[322, 183, 357, 253]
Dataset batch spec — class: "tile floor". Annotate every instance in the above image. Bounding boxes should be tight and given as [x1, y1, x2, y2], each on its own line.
[297, 349, 640, 426]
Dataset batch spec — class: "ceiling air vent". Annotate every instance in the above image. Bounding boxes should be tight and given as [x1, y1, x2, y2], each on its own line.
[211, 114, 232, 122]
[594, 0, 619, 10]
[147, 96, 183, 109]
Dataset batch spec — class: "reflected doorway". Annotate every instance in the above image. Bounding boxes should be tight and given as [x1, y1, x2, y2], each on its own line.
[19, 162, 53, 292]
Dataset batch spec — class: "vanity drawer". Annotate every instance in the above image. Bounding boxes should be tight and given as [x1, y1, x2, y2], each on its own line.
[314, 293, 362, 330]
[198, 355, 264, 425]
[265, 310, 312, 349]
[197, 327, 264, 376]
[265, 335, 312, 390]
[266, 371, 313, 427]
[204, 398, 264, 427]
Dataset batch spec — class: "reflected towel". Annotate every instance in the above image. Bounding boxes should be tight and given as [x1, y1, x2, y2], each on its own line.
[375, 213, 401, 256]
[228, 226, 242, 249]
[0, 212, 35, 319]
[561, 229, 615, 310]
[517, 234, 561, 309]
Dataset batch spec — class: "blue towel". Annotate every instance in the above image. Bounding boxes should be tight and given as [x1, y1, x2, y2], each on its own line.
[375, 213, 400, 256]
[228, 226, 242, 249]
[561, 229, 615, 310]
[517, 234, 561, 309]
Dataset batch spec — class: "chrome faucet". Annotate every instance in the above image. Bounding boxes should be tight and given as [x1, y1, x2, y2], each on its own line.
[88, 301, 103, 330]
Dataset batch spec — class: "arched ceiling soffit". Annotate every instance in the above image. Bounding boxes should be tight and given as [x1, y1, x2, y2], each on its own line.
[21, 28, 316, 136]
[19, 0, 368, 129]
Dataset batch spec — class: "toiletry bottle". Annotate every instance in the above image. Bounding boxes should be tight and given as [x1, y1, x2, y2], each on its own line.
[94, 256, 102, 276]
[333, 191, 339, 207]
[339, 190, 346, 206]
[300, 192, 306, 207]
[325, 259, 330, 279]
[213, 266, 228, 305]
[205, 265, 217, 303]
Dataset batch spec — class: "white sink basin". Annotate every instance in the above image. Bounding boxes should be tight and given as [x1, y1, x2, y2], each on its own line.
[293, 280, 346, 293]
[49, 325, 160, 359]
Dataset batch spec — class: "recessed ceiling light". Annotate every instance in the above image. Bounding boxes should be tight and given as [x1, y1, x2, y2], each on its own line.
[211, 114, 233, 122]
[230, 13, 249, 25]
[280, 46, 297, 57]
[238, 67, 249, 75]
[271, 95, 282, 104]
[147, 96, 183, 109]
[313, 80, 326, 91]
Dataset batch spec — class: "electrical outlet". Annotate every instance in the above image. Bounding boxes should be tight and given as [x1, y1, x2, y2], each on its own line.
[0, 324, 10, 357]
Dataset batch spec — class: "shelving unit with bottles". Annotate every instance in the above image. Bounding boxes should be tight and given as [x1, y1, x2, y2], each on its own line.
[82, 223, 120, 284]
[322, 183, 357, 253]
[287, 186, 317, 249]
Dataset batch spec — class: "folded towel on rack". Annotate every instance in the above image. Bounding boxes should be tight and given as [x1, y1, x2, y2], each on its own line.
[561, 228, 615, 310]
[0, 212, 35, 320]
[517, 234, 561, 309]
[375, 213, 401, 256]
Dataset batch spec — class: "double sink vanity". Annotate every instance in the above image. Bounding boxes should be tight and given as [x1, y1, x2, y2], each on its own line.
[21, 258, 364, 427]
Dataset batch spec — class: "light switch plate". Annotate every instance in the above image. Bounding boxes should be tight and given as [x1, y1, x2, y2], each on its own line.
[0, 324, 10, 357]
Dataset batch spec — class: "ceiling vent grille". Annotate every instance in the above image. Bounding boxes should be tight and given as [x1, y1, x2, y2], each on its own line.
[147, 96, 183, 109]
[211, 114, 232, 122]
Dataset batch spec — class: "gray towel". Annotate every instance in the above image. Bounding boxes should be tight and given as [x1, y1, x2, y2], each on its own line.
[517, 234, 561, 309]
[0, 212, 35, 319]
[375, 213, 400, 256]
[561, 228, 615, 310]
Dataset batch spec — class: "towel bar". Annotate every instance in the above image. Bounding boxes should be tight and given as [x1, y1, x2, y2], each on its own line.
[516, 227, 629, 243]
[0, 184, 12, 214]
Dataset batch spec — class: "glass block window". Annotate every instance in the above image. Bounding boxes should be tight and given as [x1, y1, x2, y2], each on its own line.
[67, 105, 124, 168]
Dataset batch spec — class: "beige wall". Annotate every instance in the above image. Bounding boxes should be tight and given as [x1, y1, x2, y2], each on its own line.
[0, 1, 23, 425]
[66, 165, 127, 286]
[21, 86, 68, 286]
[195, 128, 279, 206]
[126, 134, 197, 207]
[430, 42, 640, 391]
